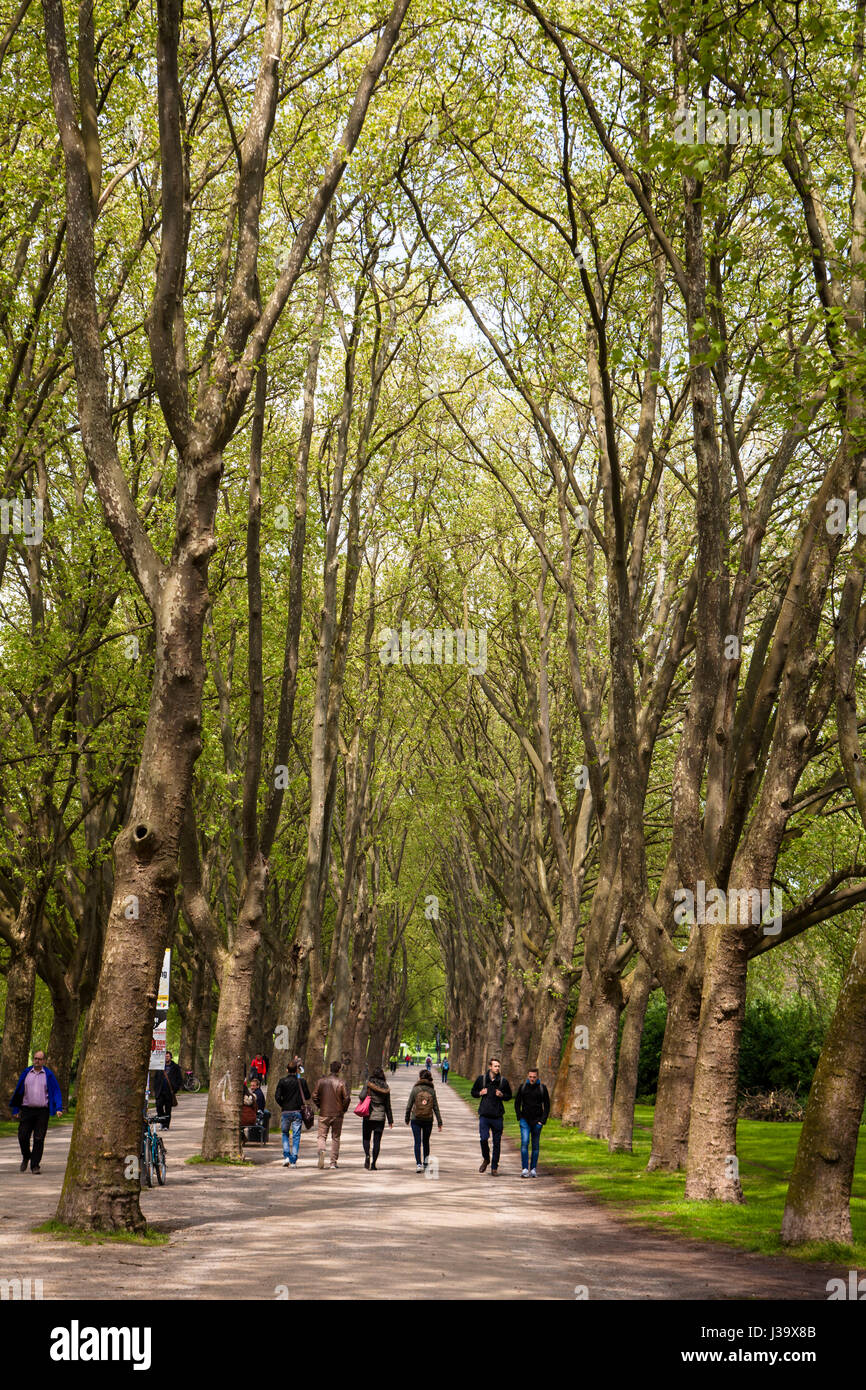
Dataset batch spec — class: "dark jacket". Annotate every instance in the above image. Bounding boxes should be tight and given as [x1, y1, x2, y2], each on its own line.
[154, 1070, 177, 1106]
[165, 1060, 183, 1092]
[312, 1073, 350, 1117]
[359, 1079, 393, 1125]
[471, 1071, 512, 1119]
[514, 1079, 550, 1125]
[275, 1074, 311, 1112]
[10, 1066, 63, 1116]
[405, 1081, 442, 1126]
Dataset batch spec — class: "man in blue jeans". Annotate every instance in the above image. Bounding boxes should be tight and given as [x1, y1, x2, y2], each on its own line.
[514, 1066, 550, 1176]
[274, 1063, 310, 1167]
[471, 1058, 512, 1174]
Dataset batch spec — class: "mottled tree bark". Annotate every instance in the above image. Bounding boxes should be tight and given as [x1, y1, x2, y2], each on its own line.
[609, 957, 653, 1153]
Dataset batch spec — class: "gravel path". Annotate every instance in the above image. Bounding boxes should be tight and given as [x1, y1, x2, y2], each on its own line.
[0, 1070, 850, 1300]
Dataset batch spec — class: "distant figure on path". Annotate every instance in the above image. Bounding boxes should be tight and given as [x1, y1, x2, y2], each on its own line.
[471, 1058, 512, 1174]
[358, 1067, 393, 1169]
[389, 1055, 397, 1073]
[405, 1068, 443, 1171]
[153, 1066, 177, 1127]
[312, 1060, 350, 1169]
[440, 1057, 450, 1084]
[10, 1050, 63, 1173]
[425, 1054, 433, 1070]
[275, 1062, 311, 1168]
[514, 1067, 550, 1177]
[250, 1053, 268, 1084]
[165, 1050, 183, 1094]
[405, 1053, 411, 1068]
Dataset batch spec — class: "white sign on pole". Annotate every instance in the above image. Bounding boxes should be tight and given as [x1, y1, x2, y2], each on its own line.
[150, 949, 171, 1073]
[150, 1017, 167, 1071]
[157, 949, 171, 1011]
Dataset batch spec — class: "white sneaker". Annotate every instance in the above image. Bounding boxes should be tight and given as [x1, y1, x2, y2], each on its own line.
[530, 1168, 538, 1177]
[416, 1163, 423, 1172]
[521, 1168, 529, 1178]
[317, 1151, 325, 1169]
[282, 1158, 291, 1166]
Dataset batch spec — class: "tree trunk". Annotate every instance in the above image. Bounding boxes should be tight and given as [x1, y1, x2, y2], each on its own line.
[46, 988, 79, 1110]
[683, 923, 747, 1201]
[328, 934, 352, 1075]
[0, 948, 36, 1120]
[781, 907, 866, 1244]
[193, 963, 213, 1085]
[179, 957, 205, 1073]
[609, 958, 653, 1153]
[499, 963, 523, 1077]
[552, 965, 590, 1121]
[578, 977, 622, 1139]
[647, 963, 702, 1171]
[201, 865, 268, 1160]
[305, 982, 332, 1085]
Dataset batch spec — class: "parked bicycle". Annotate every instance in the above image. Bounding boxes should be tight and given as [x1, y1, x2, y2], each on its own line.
[141, 1112, 168, 1187]
[182, 1070, 201, 1092]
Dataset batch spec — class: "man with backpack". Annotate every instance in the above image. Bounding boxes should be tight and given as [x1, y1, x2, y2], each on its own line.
[405, 1068, 443, 1171]
[514, 1066, 551, 1177]
[470, 1058, 512, 1174]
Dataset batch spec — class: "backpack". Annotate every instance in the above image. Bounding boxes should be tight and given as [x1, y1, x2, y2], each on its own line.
[414, 1087, 435, 1121]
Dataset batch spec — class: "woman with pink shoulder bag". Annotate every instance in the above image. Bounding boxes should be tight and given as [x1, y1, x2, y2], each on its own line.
[355, 1067, 393, 1170]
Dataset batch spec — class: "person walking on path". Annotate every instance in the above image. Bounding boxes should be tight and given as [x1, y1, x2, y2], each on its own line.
[405, 1068, 443, 1171]
[405, 1053, 411, 1068]
[153, 1065, 178, 1128]
[165, 1050, 183, 1094]
[389, 1055, 397, 1074]
[514, 1067, 551, 1177]
[471, 1058, 512, 1174]
[358, 1067, 393, 1169]
[425, 1054, 433, 1070]
[275, 1063, 311, 1167]
[440, 1057, 450, 1084]
[9, 1050, 63, 1173]
[312, 1060, 350, 1169]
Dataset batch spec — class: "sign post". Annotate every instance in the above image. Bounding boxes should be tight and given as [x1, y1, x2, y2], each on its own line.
[150, 949, 171, 1074]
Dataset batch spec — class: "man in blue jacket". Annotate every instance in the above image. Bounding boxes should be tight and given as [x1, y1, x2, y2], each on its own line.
[9, 1050, 63, 1173]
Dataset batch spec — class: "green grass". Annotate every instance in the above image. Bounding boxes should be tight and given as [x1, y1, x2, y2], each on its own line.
[34, 1220, 169, 1246]
[185, 1153, 252, 1166]
[449, 1074, 866, 1266]
[0, 1113, 74, 1139]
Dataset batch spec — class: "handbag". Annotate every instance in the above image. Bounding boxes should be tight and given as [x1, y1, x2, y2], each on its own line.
[354, 1093, 372, 1117]
[296, 1077, 315, 1130]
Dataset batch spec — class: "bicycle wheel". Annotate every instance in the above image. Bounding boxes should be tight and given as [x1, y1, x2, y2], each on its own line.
[185, 1074, 201, 1093]
[155, 1136, 167, 1185]
[142, 1134, 153, 1188]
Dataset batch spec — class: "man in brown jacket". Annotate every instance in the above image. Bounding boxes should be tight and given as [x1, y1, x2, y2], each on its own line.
[312, 1060, 350, 1168]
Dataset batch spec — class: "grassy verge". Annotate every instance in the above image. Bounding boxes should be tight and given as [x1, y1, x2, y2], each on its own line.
[0, 1113, 75, 1139]
[185, 1154, 252, 1166]
[34, 1220, 169, 1246]
[449, 1074, 866, 1266]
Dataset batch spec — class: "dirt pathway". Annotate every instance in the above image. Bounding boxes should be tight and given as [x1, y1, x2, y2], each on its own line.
[0, 1070, 849, 1300]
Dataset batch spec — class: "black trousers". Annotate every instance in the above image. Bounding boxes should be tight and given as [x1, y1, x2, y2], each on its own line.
[362, 1117, 385, 1161]
[411, 1119, 432, 1164]
[155, 1093, 173, 1128]
[18, 1106, 50, 1167]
